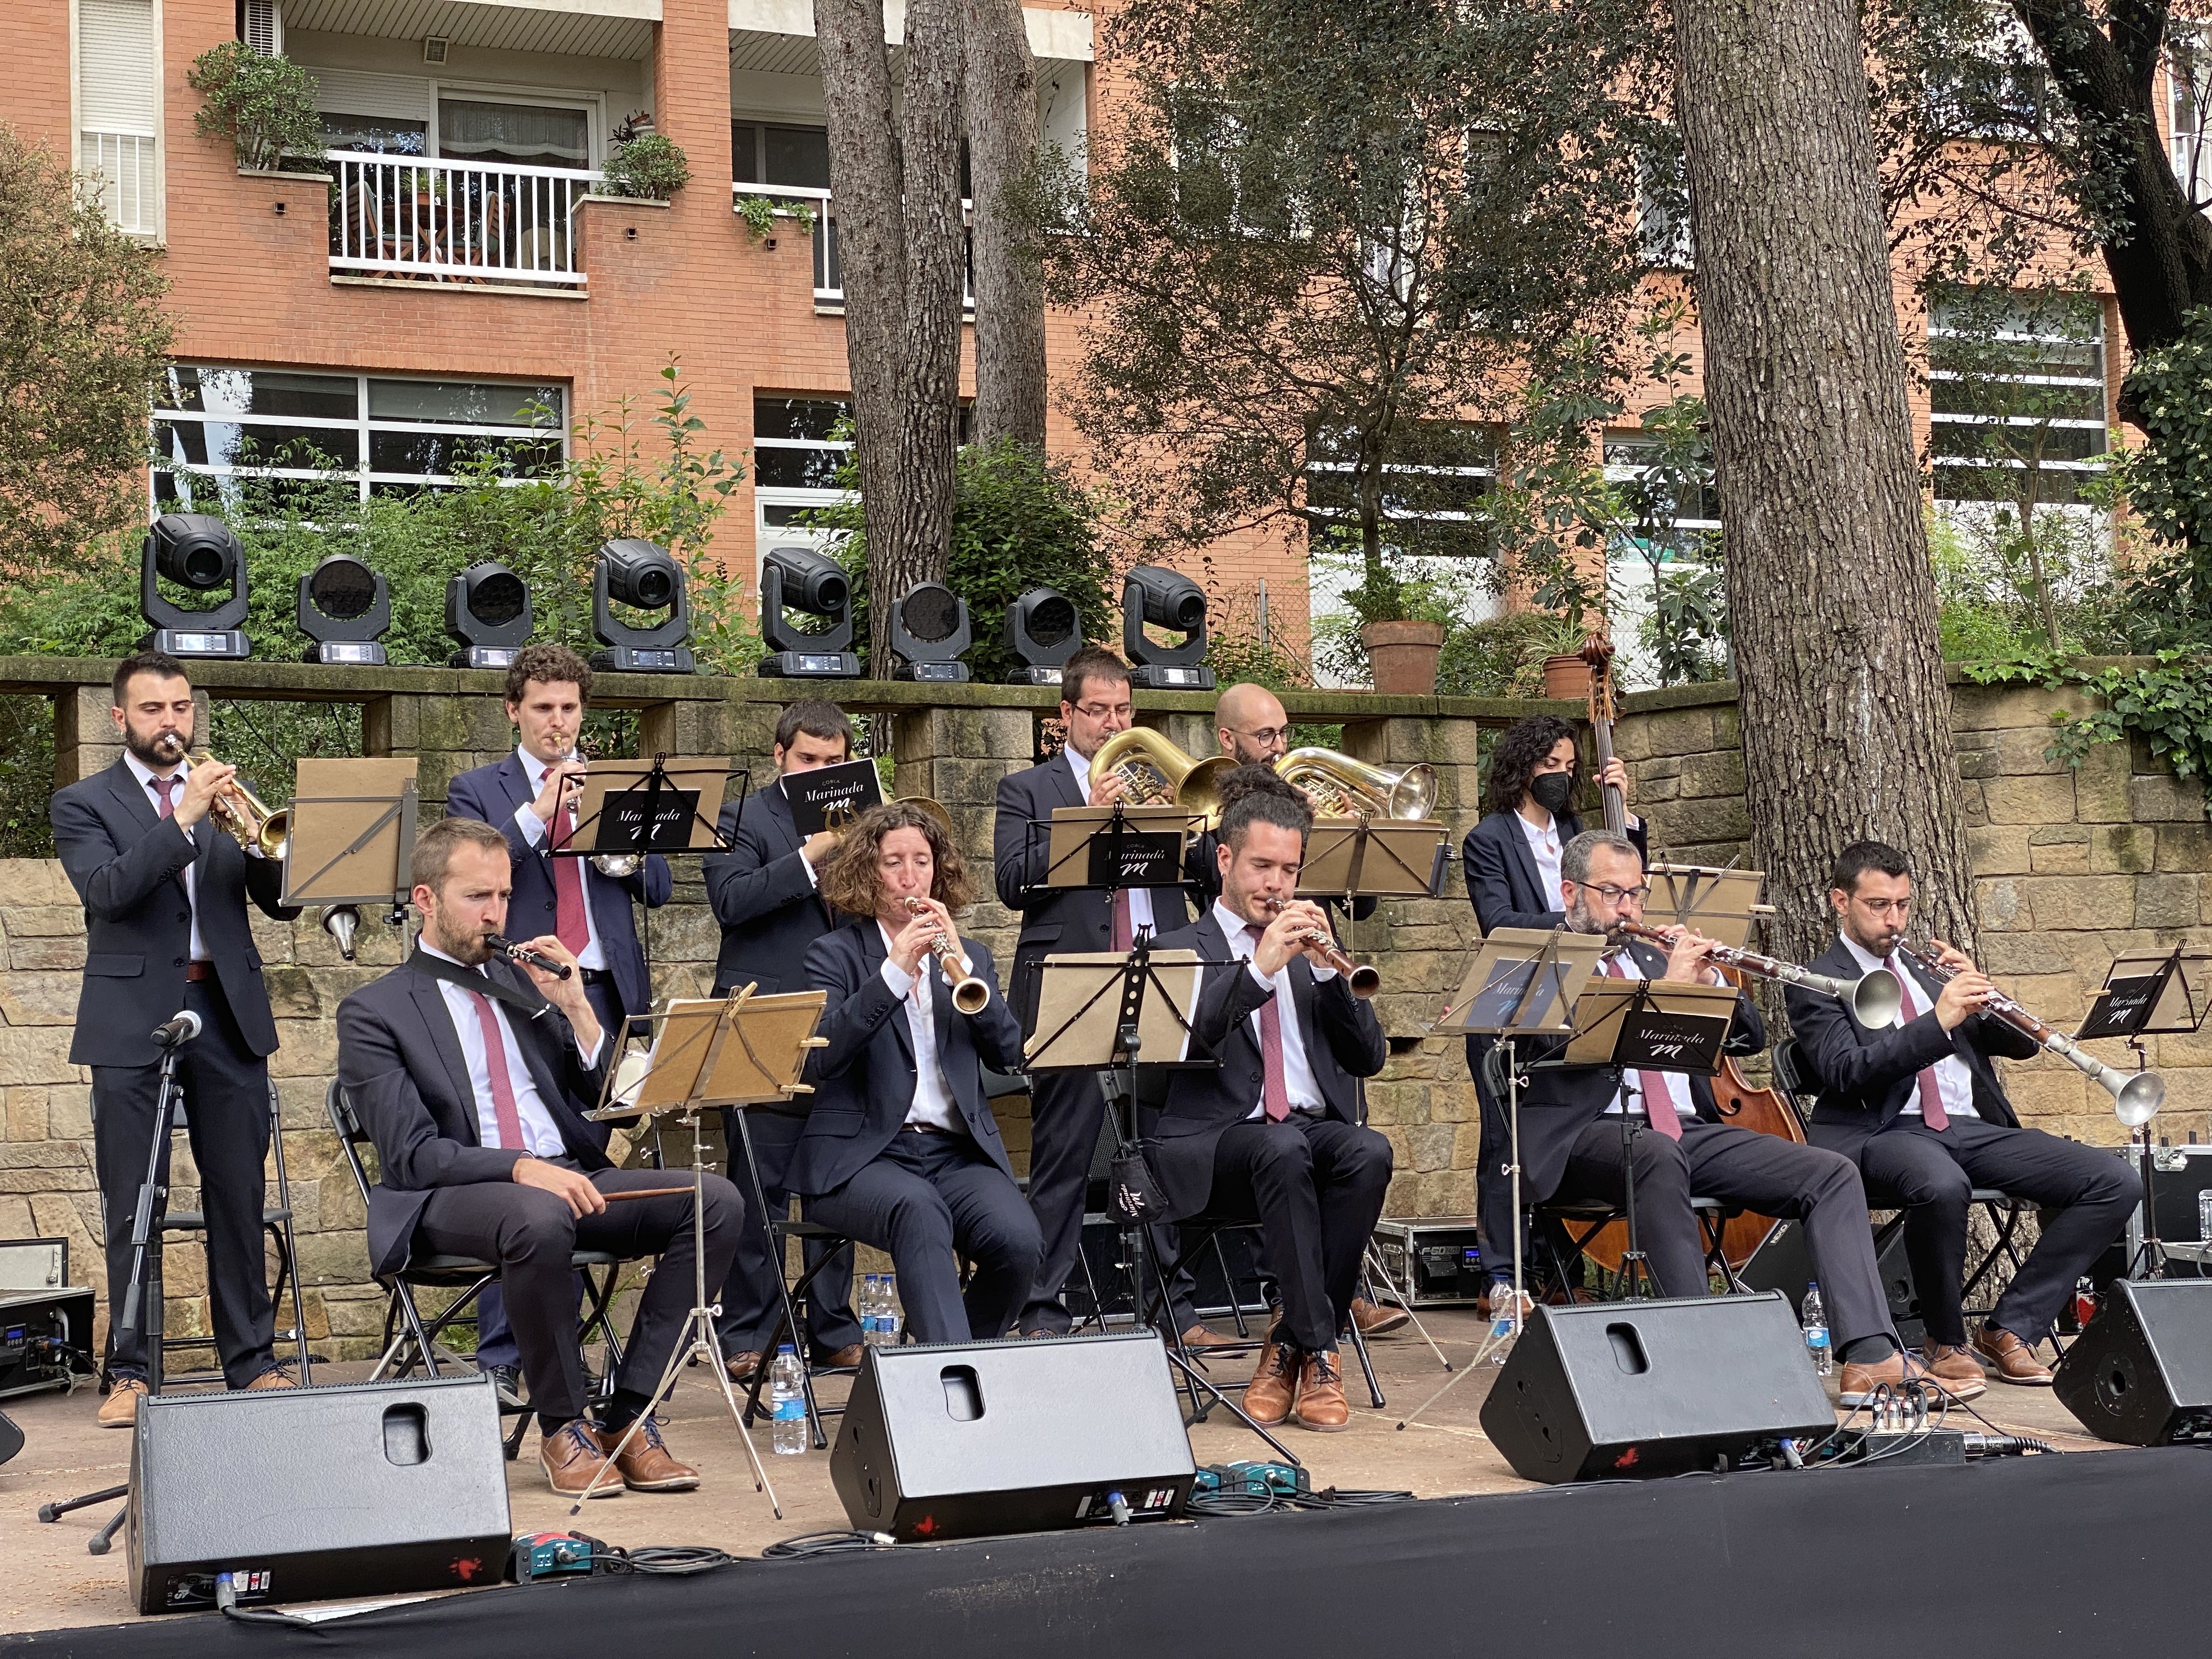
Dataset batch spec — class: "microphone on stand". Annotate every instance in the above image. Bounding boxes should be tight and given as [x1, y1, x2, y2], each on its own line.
[151, 1010, 203, 1049]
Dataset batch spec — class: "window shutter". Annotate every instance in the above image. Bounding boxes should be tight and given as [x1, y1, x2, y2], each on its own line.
[78, 0, 157, 136]
[242, 0, 282, 57]
[311, 69, 436, 123]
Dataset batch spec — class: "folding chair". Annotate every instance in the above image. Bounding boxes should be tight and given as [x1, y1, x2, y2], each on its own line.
[1528, 1192, 1738, 1302]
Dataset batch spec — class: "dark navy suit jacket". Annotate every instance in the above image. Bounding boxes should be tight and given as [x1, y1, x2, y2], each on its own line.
[702, 778, 838, 998]
[1461, 806, 1647, 934]
[444, 753, 672, 1020]
[787, 919, 1025, 1197]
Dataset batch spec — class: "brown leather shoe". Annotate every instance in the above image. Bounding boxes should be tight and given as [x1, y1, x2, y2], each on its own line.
[725, 1350, 763, 1386]
[540, 1418, 623, 1499]
[596, 1415, 701, 1492]
[1293, 1348, 1351, 1431]
[245, 1367, 298, 1390]
[1972, 1324, 2055, 1385]
[1180, 1323, 1242, 1350]
[1350, 1296, 1408, 1336]
[1918, 1343, 1990, 1401]
[1243, 1339, 1298, 1426]
[815, 1344, 866, 1369]
[98, 1378, 147, 1429]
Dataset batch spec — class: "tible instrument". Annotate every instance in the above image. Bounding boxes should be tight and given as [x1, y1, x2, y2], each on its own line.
[486, 932, 573, 980]
[1274, 748, 1438, 820]
[1089, 728, 1233, 827]
[1259, 897, 1380, 999]
[185, 751, 289, 861]
[1895, 941, 2164, 1126]
[1613, 921, 1903, 1028]
[1580, 633, 1629, 835]
[901, 898, 992, 1015]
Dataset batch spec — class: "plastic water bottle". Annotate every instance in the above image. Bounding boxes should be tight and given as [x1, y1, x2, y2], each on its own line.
[769, 1345, 807, 1455]
[1486, 1282, 1519, 1366]
[1801, 1281, 1832, 1376]
[859, 1274, 884, 1346]
[877, 1273, 902, 1346]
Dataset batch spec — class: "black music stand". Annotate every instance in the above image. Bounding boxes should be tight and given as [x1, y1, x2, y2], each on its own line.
[2080, 946, 2211, 1278]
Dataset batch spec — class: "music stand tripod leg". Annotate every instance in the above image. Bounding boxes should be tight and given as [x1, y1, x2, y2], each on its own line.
[729, 1105, 828, 1448]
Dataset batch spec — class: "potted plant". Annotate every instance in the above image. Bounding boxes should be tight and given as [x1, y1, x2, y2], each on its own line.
[1340, 558, 1454, 695]
[598, 127, 691, 202]
[1518, 613, 1597, 699]
[188, 42, 325, 174]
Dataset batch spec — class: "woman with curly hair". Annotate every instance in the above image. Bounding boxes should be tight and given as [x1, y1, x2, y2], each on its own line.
[1460, 715, 1645, 1312]
[784, 802, 1041, 1345]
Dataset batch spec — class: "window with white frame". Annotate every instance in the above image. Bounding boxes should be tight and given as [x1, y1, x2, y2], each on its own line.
[2171, 29, 2211, 208]
[77, 0, 160, 236]
[1635, 143, 1692, 270]
[309, 71, 600, 169]
[1926, 287, 2108, 506]
[151, 366, 565, 510]
[753, 396, 855, 568]
[1304, 420, 1495, 553]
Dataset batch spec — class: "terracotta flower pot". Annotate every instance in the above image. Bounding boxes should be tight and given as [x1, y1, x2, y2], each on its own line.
[1361, 619, 1448, 695]
[1541, 653, 1592, 701]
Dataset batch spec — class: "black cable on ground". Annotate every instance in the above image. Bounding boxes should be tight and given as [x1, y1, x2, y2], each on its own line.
[1185, 1489, 1278, 1517]
[759, 1530, 896, 1559]
[608, 1544, 737, 1576]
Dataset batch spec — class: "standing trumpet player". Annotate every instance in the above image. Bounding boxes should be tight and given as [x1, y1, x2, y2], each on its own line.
[1787, 842, 2138, 1386]
[50, 652, 302, 1425]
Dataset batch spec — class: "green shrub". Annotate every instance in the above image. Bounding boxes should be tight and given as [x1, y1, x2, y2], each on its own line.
[599, 133, 691, 201]
[188, 43, 324, 173]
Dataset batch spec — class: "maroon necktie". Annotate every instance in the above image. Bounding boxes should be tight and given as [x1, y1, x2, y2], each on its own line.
[466, 989, 529, 1150]
[1245, 926, 1291, 1121]
[1111, 887, 1134, 952]
[1603, 954, 1681, 1140]
[151, 776, 178, 819]
[550, 798, 590, 958]
[1883, 954, 1949, 1130]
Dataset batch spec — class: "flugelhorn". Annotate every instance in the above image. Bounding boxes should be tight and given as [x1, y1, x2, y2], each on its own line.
[1276, 748, 1438, 820]
[1895, 941, 2164, 1127]
[901, 897, 992, 1015]
[185, 751, 289, 861]
[1259, 898, 1380, 999]
[1090, 727, 1234, 828]
[558, 746, 641, 877]
[1614, 922, 1901, 1028]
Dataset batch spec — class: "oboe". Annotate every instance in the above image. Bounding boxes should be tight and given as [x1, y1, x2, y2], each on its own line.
[901, 898, 991, 1015]
[486, 932, 573, 980]
[1259, 898, 1380, 1000]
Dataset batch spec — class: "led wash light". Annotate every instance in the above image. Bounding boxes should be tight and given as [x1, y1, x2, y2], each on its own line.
[1003, 586, 1084, 685]
[889, 582, 973, 682]
[445, 561, 534, 669]
[297, 553, 391, 665]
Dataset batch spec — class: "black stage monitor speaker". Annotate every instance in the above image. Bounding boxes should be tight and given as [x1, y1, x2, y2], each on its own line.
[128, 1376, 510, 1614]
[1480, 1293, 1836, 1484]
[2055, 1279, 2212, 1446]
[831, 1330, 1195, 1541]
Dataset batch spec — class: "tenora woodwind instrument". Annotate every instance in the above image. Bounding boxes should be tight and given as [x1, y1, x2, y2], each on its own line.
[1613, 921, 1903, 1028]
[901, 898, 992, 1015]
[1259, 897, 1380, 1000]
[485, 932, 573, 980]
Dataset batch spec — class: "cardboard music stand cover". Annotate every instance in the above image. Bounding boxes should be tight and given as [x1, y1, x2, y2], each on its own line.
[1042, 805, 1198, 891]
[596, 990, 828, 1118]
[1645, 865, 1767, 950]
[1436, 927, 1606, 1038]
[1023, 950, 1206, 1070]
[1298, 819, 1450, 899]
[784, 758, 885, 837]
[281, 757, 421, 906]
[1562, 979, 1741, 1073]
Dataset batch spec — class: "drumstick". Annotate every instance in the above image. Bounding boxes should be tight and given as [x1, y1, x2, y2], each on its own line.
[599, 1186, 692, 1204]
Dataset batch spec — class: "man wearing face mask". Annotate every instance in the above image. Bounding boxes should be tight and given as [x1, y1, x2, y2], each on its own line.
[1460, 715, 1644, 1314]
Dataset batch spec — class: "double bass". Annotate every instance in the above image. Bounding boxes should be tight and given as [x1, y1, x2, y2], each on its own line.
[1572, 633, 1805, 1279]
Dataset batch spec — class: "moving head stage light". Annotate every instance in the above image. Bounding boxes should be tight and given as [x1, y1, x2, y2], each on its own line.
[446, 560, 534, 670]
[141, 514, 251, 659]
[890, 581, 973, 682]
[591, 539, 696, 674]
[758, 544, 861, 679]
[1005, 586, 1083, 685]
[1122, 565, 1215, 690]
[298, 553, 391, 666]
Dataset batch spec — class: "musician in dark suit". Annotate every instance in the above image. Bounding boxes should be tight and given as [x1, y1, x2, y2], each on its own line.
[701, 698, 862, 1380]
[335, 816, 740, 1499]
[1146, 769, 1391, 1432]
[1785, 840, 2138, 1388]
[791, 802, 1041, 1345]
[1461, 714, 1646, 1311]
[1515, 830, 1922, 1407]
[444, 643, 674, 1396]
[50, 652, 301, 1426]
[992, 646, 1197, 1340]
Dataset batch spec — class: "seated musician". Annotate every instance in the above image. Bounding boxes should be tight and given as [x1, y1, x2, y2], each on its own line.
[1521, 830, 1944, 1406]
[1785, 840, 2139, 1387]
[335, 817, 742, 1499]
[1147, 768, 1392, 1432]
[790, 802, 1042, 1344]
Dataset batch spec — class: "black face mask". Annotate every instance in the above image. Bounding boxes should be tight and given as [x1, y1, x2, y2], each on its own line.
[1528, 771, 1576, 817]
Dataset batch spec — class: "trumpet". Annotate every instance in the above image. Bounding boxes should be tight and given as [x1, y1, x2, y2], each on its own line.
[1896, 941, 2164, 1127]
[185, 751, 289, 861]
[901, 898, 992, 1015]
[1275, 748, 1438, 821]
[1259, 898, 1380, 999]
[1090, 728, 1234, 828]
[1613, 922, 1901, 1028]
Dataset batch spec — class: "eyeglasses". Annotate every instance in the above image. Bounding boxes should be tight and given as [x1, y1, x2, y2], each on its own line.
[1232, 725, 1290, 746]
[1071, 702, 1131, 721]
[1855, 897, 1912, 917]
[1573, 881, 1651, 904]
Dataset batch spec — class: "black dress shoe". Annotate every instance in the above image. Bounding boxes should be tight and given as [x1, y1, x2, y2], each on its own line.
[486, 1364, 526, 1410]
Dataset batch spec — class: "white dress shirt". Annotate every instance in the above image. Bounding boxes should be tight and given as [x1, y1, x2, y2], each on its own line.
[1212, 900, 1334, 1121]
[1598, 947, 1698, 1122]
[1516, 809, 1564, 905]
[511, 746, 608, 970]
[877, 922, 968, 1131]
[125, 750, 211, 962]
[1065, 744, 1158, 937]
[419, 941, 600, 1157]
[1839, 933, 1977, 1124]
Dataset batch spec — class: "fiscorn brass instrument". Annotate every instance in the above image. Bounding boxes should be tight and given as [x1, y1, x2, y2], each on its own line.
[185, 751, 289, 861]
[902, 897, 992, 1015]
[1614, 921, 1901, 1028]
[1259, 897, 1380, 999]
[1089, 727, 1234, 828]
[1896, 940, 2165, 1127]
[1275, 748, 1438, 821]
[554, 747, 642, 877]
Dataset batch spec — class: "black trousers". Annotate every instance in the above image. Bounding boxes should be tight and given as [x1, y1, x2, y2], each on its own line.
[714, 1108, 860, 1357]
[1548, 1117, 1898, 1350]
[1469, 1036, 1580, 1293]
[415, 1164, 742, 1421]
[1207, 1115, 1392, 1353]
[806, 1130, 1041, 1346]
[1017, 1068, 1109, 1334]
[92, 977, 276, 1387]
[1856, 1115, 2139, 1346]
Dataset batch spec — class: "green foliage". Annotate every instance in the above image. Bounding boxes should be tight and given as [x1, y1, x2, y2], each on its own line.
[737, 193, 777, 239]
[0, 125, 174, 580]
[804, 437, 1115, 681]
[599, 133, 692, 201]
[2112, 304, 2212, 650]
[1965, 647, 2212, 820]
[187, 43, 325, 173]
[0, 696, 55, 858]
[1436, 612, 1556, 698]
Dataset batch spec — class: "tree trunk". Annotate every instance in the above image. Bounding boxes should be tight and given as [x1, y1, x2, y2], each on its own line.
[1672, 0, 1977, 963]
[813, 0, 966, 667]
[963, 0, 1049, 450]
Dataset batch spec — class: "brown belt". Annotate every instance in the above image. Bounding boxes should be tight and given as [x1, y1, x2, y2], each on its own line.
[184, 961, 215, 983]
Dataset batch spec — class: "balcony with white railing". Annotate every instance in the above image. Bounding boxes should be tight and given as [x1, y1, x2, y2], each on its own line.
[731, 182, 975, 311]
[83, 131, 158, 236]
[329, 153, 597, 289]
